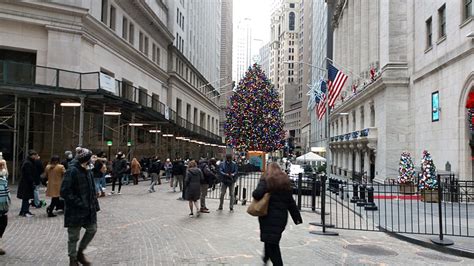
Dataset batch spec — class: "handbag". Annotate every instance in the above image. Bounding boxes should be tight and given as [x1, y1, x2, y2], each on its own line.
[247, 193, 271, 217]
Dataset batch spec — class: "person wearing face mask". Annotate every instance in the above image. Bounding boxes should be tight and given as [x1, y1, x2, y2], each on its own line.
[218, 154, 238, 212]
[60, 147, 100, 266]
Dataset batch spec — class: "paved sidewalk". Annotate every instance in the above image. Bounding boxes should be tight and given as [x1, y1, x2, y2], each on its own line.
[2, 181, 474, 265]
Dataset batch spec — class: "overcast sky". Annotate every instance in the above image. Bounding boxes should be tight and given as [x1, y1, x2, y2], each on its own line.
[233, 0, 272, 54]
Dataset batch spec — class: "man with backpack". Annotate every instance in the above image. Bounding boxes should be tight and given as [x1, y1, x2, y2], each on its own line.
[218, 154, 238, 212]
[198, 158, 217, 213]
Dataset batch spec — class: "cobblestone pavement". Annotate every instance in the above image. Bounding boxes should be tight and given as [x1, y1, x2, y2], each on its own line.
[3, 181, 474, 265]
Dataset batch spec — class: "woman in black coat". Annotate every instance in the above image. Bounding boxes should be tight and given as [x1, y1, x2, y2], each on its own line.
[252, 162, 302, 266]
[17, 150, 38, 217]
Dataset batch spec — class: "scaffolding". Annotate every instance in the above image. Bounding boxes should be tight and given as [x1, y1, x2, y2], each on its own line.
[0, 60, 223, 183]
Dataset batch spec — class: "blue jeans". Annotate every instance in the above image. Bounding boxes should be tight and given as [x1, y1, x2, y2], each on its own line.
[100, 175, 106, 189]
[122, 174, 129, 185]
[33, 185, 40, 207]
[94, 178, 102, 193]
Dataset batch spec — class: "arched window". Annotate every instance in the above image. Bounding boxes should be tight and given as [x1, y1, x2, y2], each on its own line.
[289, 12, 295, 31]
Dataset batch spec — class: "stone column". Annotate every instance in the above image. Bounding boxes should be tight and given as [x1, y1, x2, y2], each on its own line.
[353, 0, 361, 77]
[368, 0, 379, 66]
[360, 0, 369, 77]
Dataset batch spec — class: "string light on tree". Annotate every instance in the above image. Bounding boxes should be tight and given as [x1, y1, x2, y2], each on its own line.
[418, 150, 438, 190]
[224, 63, 285, 152]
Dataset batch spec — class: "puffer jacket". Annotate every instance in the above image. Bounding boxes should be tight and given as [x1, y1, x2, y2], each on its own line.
[252, 179, 302, 244]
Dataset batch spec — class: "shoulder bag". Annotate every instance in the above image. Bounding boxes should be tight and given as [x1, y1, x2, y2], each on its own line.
[247, 193, 271, 217]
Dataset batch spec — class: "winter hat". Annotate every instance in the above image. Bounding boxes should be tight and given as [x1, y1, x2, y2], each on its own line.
[75, 147, 92, 164]
[116, 152, 124, 159]
[65, 150, 73, 159]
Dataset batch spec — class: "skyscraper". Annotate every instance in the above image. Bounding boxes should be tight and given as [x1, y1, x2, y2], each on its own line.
[232, 18, 253, 82]
[219, 0, 233, 139]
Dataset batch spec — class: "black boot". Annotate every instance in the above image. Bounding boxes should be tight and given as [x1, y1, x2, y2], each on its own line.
[46, 207, 56, 217]
[69, 257, 79, 266]
[77, 250, 91, 266]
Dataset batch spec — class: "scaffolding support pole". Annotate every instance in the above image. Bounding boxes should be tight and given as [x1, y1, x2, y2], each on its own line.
[102, 104, 105, 150]
[23, 98, 30, 160]
[12, 95, 18, 185]
[154, 124, 158, 156]
[78, 96, 85, 146]
[51, 103, 56, 158]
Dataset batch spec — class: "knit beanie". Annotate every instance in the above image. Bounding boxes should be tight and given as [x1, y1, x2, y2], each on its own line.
[75, 147, 92, 164]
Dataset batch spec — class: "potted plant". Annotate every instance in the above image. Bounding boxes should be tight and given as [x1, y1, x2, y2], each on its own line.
[418, 150, 438, 202]
[398, 152, 416, 194]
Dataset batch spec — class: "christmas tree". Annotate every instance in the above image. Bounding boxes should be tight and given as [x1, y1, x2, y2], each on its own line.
[398, 152, 415, 184]
[224, 64, 285, 152]
[418, 150, 438, 190]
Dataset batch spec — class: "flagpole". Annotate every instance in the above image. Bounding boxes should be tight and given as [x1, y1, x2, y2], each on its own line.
[325, 57, 365, 81]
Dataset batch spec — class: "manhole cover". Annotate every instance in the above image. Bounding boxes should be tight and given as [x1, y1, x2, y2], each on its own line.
[344, 244, 398, 256]
[416, 251, 462, 262]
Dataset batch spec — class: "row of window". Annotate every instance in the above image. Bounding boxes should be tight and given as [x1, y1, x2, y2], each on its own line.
[332, 105, 375, 136]
[176, 8, 184, 30]
[176, 98, 218, 134]
[425, 1, 472, 50]
[101, 0, 162, 66]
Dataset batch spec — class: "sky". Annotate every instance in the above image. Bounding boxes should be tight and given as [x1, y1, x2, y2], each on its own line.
[233, 0, 272, 55]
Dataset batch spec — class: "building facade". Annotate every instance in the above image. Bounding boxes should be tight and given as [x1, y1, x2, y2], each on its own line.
[298, 0, 313, 154]
[0, 0, 224, 181]
[219, 0, 233, 139]
[258, 42, 271, 77]
[270, 0, 302, 154]
[326, 0, 473, 182]
[232, 18, 253, 82]
[166, 0, 222, 89]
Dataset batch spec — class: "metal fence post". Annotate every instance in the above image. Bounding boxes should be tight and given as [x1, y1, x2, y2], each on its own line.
[297, 173, 302, 210]
[311, 173, 316, 211]
[431, 174, 454, 246]
[310, 175, 339, 236]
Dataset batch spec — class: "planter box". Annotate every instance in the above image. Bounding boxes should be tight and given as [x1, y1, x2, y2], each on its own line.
[399, 182, 416, 194]
[421, 189, 439, 203]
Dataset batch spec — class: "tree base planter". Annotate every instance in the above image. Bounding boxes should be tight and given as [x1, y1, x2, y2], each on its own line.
[421, 189, 439, 203]
[399, 183, 416, 194]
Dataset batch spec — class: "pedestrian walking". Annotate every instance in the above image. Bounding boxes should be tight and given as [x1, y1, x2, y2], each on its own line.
[252, 162, 302, 266]
[17, 150, 38, 217]
[131, 158, 141, 185]
[185, 160, 203, 217]
[32, 155, 46, 208]
[111, 152, 127, 195]
[218, 154, 238, 212]
[0, 156, 11, 255]
[148, 157, 162, 193]
[172, 158, 185, 193]
[60, 147, 100, 266]
[164, 158, 173, 183]
[198, 158, 217, 213]
[44, 155, 65, 217]
[92, 152, 107, 197]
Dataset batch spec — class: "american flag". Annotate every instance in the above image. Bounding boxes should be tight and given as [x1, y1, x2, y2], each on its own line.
[317, 80, 327, 121]
[327, 64, 348, 107]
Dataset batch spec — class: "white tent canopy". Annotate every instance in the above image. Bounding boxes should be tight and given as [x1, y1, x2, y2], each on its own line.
[296, 152, 326, 162]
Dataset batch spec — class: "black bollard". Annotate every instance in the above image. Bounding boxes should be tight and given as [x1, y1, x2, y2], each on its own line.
[350, 183, 359, 203]
[357, 185, 367, 206]
[241, 187, 247, 205]
[364, 186, 378, 211]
